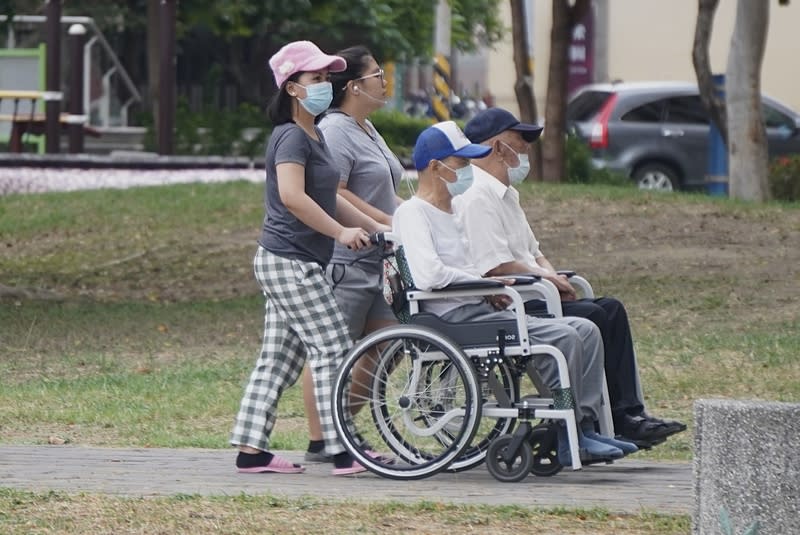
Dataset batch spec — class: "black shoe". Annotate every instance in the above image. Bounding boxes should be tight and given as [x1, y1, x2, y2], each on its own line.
[641, 413, 687, 436]
[618, 413, 682, 445]
[304, 450, 334, 463]
[617, 435, 666, 449]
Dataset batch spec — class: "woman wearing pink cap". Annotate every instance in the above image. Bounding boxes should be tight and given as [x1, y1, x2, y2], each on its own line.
[230, 40, 386, 476]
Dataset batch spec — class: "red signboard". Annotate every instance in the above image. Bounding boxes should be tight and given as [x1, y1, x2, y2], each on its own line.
[567, 6, 594, 97]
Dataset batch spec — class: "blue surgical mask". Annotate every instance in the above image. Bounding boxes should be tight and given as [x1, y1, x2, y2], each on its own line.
[297, 81, 333, 116]
[439, 163, 474, 196]
[501, 142, 531, 185]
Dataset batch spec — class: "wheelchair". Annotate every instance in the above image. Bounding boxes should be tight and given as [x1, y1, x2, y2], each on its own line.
[331, 233, 611, 482]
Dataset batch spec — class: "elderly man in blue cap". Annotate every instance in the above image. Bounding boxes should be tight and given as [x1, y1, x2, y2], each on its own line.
[393, 120, 636, 464]
[456, 107, 686, 448]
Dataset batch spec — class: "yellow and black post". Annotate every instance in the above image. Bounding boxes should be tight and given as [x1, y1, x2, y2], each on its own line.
[432, 0, 451, 121]
[431, 53, 451, 121]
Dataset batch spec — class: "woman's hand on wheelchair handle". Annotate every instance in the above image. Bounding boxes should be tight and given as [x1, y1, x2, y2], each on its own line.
[339, 227, 371, 250]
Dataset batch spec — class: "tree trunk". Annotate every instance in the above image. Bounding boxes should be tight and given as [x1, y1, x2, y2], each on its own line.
[542, 0, 590, 183]
[726, 0, 770, 201]
[510, 0, 543, 181]
[693, 0, 727, 146]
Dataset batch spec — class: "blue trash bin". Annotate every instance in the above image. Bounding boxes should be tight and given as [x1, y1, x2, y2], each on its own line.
[706, 74, 729, 196]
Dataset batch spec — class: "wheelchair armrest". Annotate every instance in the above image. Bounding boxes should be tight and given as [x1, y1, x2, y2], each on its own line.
[503, 273, 542, 285]
[506, 272, 542, 279]
[511, 277, 564, 318]
[504, 276, 538, 286]
[433, 279, 504, 292]
[556, 270, 595, 299]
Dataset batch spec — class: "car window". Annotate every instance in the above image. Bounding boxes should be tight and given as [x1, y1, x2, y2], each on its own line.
[621, 101, 663, 123]
[567, 91, 613, 121]
[664, 96, 709, 124]
[763, 103, 793, 129]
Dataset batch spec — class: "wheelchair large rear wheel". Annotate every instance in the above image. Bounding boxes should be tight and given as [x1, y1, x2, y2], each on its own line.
[446, 361, 519, 473]
[332, 325, 482, 480]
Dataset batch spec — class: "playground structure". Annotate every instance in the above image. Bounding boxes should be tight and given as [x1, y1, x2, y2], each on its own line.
[0, 13, 143, 154]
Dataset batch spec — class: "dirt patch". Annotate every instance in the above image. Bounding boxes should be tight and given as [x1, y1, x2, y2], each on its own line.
[522, 194, 800, 328]
[3, 189, 799, 331]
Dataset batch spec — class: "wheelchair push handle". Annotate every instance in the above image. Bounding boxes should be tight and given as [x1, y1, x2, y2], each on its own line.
[369, 231, 399, 247]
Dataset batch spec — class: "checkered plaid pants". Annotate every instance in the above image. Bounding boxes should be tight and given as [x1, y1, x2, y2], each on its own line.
[230, 246, 352, 455]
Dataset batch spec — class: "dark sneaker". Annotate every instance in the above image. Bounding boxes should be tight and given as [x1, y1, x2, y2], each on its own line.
[304, 450, 333, 463]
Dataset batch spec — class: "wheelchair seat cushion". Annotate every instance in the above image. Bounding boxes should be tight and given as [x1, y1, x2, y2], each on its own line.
[409, 312, 521, 348]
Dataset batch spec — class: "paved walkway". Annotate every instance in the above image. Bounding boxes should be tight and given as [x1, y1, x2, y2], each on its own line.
[0, 167, 419, 196]
[0, 446, 692, 514]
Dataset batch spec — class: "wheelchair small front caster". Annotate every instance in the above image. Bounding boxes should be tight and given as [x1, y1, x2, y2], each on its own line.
[485, 434, 534, 482]
[529, 424, 563, 477]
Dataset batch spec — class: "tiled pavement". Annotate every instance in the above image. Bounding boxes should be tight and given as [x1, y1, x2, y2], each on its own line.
[0, 445, 692, 514]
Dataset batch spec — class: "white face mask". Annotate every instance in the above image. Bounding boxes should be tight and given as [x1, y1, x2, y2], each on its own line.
[296, 81, 333, 116]
[439, 162, 474, 196]
[501, 141, 531, 185]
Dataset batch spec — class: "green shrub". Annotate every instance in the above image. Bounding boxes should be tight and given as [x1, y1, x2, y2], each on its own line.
[143, 98, 271, 159]
[768, 154, 800, 201]
[143, 105, 430, 161]
[369, 109, 432, 161]
[564, 134, 630, 186]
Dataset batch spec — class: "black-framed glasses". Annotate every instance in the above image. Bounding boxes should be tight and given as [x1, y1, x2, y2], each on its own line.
[355, 68, 384, 82]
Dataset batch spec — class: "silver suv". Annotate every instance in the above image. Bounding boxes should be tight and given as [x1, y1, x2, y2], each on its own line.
[567, 82, 800, 191]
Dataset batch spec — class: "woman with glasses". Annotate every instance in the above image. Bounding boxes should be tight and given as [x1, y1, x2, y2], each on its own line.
[300, 46, 405, 463]
[229, 41, 388, 477]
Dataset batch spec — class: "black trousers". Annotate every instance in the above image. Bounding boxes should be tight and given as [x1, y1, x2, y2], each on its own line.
[525, 296, 644, 425]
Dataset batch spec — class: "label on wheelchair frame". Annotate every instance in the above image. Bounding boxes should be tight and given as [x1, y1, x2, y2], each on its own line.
[497, 332, 518, 342]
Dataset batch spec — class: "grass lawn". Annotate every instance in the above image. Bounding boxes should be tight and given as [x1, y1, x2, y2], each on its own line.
[1, 180, 798, 533]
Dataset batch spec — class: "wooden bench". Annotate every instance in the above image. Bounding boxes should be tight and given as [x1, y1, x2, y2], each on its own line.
[0, 90, 100, 152]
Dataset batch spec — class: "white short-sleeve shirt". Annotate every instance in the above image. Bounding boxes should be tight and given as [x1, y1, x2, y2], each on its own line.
[453, 165, 543, 276]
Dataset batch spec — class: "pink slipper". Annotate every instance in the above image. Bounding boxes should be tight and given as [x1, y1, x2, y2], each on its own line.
[237, 454, 305, 474]
[331, 460, 367, 476]
[365, 450, 395, 464]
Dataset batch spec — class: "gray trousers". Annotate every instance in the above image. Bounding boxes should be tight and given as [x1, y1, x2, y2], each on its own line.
[441, 302, 605, 423]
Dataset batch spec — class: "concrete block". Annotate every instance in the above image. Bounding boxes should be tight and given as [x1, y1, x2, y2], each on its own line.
[693, 399, 800, 534]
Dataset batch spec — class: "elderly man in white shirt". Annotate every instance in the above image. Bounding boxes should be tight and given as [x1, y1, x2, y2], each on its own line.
[393, 120, 640, 464]
[455, 107, 686, 448]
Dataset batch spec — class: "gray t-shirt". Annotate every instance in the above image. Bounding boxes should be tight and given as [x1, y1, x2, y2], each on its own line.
[319, 111, 403, 273]
[258, 122, 342, 266]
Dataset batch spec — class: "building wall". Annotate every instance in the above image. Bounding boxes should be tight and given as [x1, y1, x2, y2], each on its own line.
[488, 0, 800, 117]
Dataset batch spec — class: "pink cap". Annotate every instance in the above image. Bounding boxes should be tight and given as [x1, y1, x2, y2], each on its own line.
[268, 40, 347, 88]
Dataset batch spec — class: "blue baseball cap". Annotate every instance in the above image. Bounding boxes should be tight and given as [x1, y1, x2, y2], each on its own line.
[464, 107, 544, 144]
[412, 121, 492, 171]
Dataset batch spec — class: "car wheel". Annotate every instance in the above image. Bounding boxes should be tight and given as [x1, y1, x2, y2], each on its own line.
[632, 163, 678, 192]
